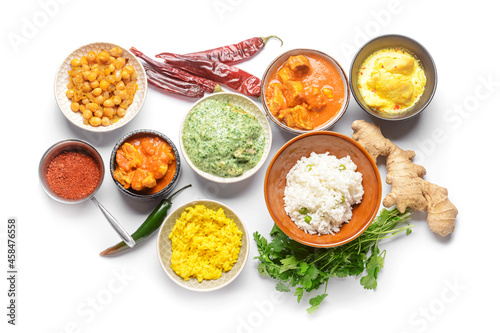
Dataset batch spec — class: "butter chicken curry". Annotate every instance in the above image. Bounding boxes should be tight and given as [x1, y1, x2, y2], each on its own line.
[265, 53, 345, 130]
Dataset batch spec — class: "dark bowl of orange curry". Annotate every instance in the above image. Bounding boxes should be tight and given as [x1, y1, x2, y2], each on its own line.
[261, 49, 350, 135]
[110, 129, 181, 201]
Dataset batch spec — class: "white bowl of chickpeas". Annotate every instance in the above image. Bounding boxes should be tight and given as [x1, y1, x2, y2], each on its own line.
[54, 42, 147, 132]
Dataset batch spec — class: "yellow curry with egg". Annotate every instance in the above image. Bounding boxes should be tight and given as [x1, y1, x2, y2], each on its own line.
[357, 48, 426, 113]
[265, 54, 345, 130]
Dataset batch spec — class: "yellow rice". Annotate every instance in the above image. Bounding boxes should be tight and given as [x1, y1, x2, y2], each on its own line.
[168, 204, 243, 282]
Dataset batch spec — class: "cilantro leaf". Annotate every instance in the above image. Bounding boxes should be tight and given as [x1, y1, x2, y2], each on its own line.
[306, 293, 328, 314]
[294, 287, 304, 303]
[360, 245, 385, 290]
[253, 208, 413, 313]
[279, 256, 300, 273]
[299, 262, 309, 275]
[276, 282, 290, 292]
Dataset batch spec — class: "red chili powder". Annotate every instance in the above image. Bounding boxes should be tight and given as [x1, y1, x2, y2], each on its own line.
[46, 150, 101, 200]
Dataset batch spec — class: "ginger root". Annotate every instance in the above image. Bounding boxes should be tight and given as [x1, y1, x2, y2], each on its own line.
[351, 120, 458, 237]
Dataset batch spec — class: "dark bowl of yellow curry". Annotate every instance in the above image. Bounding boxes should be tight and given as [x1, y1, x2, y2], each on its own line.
[110, 129, 181, 201]
[261, 49, 350, 135]
[349, 34, 437, 121]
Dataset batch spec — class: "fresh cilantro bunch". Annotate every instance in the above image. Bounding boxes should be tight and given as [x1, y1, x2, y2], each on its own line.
[254, 207, 412, 314]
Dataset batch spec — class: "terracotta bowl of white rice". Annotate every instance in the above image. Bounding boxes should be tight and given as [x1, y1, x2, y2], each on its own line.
[264, 131, 382, 248]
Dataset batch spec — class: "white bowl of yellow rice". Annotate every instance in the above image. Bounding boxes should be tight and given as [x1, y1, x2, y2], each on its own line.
[157, 200, 249, 292]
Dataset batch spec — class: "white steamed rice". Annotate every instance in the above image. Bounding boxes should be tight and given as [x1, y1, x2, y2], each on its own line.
[284, 152, 364, 235]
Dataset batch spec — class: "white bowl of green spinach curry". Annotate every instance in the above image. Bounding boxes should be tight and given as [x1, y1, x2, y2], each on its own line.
[180, 92, 272, 183]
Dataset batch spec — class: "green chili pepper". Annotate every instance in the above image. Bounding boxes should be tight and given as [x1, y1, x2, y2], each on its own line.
[299, 207, 308, 214]
[100, 184, 192, 256]
[304, 215, 312, 223]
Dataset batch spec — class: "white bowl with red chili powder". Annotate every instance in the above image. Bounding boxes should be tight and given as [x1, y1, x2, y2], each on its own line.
[39, 139, 104, 204]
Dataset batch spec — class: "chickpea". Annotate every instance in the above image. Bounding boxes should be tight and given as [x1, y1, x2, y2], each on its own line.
[123, 65, 135, 74]
[89, 117, 102, 127]
[82, 82, 91, 92]
[103, 99, 114, 108]
[98, 51, 110, 64]
[103, 107, 116, 117]
[82, 70, 91, 81]
[115, 81, 125, 90]
[109, 47, 122, 58]
[107, 75, 116, 84]
[87, 51, 97, 63]
[94, 95, 104, 105]
[70, 58, 81, 67]
[87, 102, 99, 112]
[117, 107, 126, 117]
[66, 48, 138, 127]
[87, 71, 97, 82]
[90, 80, 100, 89]
[82, 110, 93, 119]
[121, 70, 130, 80]
[101, 117, 111, 127]
[115, 57, 126, 69]
[66, 89, 75, 99]
[100, 80, 110, 91]
[92, 87, 102, 96]
[70, 102, 79, 112]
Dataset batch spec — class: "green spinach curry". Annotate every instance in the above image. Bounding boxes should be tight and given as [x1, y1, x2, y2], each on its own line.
[182, 99, 265, 177]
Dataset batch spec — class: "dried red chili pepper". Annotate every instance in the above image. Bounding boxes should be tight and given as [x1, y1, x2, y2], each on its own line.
[155, 52, 261, 97]
[130, 47, 217, 93]
[181, 35, 283, 64]
[145, 65, 205, 98]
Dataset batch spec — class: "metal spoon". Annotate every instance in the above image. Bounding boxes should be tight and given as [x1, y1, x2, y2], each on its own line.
[39, 139, 135, 248]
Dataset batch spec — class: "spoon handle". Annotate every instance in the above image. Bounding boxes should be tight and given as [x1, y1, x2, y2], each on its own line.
[91, 197, 135, 248]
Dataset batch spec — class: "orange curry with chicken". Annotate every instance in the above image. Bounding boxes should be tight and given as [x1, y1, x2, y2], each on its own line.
[265, 53, 345, 130]
[113, 135, 176, 194]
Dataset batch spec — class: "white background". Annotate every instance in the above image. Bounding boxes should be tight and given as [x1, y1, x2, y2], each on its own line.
[1, 0, 498, 332]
